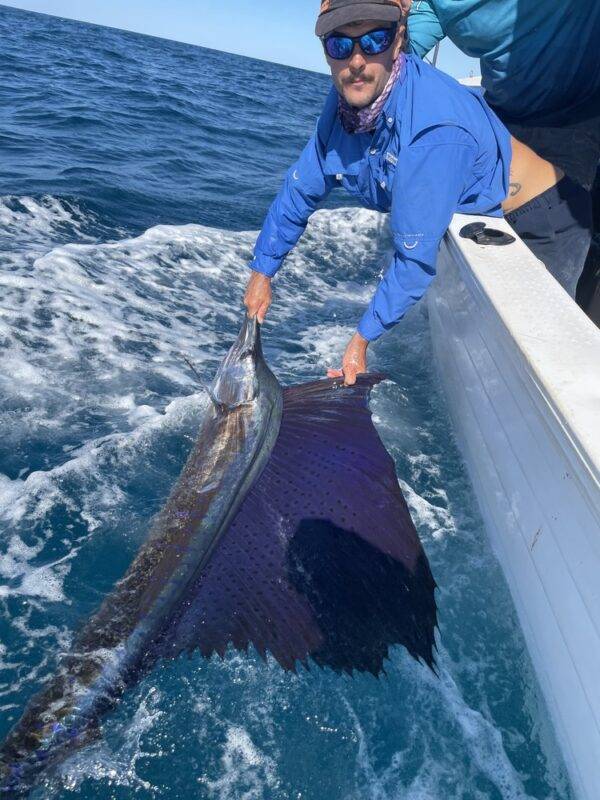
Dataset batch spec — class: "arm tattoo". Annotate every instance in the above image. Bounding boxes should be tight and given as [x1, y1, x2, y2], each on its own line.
[509, 182, 522, 197]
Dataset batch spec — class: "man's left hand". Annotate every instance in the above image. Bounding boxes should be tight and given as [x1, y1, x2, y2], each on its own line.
[327, 332, 369, 386]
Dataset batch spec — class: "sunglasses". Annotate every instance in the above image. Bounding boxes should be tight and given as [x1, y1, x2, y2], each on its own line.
[322, 24, 398, 61]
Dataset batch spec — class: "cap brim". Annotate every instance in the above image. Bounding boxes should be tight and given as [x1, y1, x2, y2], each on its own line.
[316, 4, 400, 37]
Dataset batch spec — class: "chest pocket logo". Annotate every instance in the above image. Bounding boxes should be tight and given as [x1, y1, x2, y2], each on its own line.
[381, 150, 398, 193]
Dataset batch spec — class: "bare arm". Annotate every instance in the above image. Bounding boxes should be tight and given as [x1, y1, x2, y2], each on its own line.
[244, 272, 272, 323]
[326, 333, 369, 386]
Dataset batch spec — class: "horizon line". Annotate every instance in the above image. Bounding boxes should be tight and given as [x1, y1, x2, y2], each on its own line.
[0, 3, 331, 76]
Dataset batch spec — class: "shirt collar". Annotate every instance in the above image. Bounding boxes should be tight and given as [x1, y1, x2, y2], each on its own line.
[380, 63, 407, 131]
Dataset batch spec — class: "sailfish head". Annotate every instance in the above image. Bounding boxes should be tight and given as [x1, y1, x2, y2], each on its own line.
[209, 315, 273, 410]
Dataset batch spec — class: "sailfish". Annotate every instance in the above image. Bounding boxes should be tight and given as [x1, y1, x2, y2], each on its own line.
[0, 316, 437, 795]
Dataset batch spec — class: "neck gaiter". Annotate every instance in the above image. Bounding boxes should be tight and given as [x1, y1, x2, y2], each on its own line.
[338, 53, 404, 135]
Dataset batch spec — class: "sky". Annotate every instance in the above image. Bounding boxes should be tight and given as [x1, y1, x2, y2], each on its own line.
[1, 0, 479, 78]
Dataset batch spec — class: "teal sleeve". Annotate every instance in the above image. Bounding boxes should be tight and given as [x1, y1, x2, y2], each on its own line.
[408, 0, 445, 59]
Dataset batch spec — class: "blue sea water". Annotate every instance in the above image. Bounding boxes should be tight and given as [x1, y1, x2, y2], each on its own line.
[0, 5, 575, 799]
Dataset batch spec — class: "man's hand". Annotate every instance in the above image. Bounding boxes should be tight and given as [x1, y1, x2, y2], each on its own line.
[244, 271, 272, 323]
[327, 332, 369, 386]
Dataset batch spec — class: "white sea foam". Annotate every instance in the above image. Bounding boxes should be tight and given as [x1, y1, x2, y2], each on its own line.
[343, 656, 537, 800]
[399, 479, 455, 542]
[199, 725, 279, 800]
[17, 561, 70, 602]
[293, 323, 356, 373]
[54, 687, 164, 797]
[0, 196, 94, 243]
[433, 665, 536, 800]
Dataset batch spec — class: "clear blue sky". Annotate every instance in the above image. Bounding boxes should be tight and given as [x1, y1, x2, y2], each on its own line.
[2, 0, 479, 77]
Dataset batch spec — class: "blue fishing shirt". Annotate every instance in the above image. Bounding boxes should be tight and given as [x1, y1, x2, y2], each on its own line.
[408, 0, 600, 124]
[249, 56, 511, 341]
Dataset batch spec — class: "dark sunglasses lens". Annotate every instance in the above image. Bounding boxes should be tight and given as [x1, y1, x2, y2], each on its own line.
[360, 28, 394, 55]
[325, 35, 354, 60]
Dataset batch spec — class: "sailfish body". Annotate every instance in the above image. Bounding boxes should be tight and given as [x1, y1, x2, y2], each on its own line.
[0, 317, 437, 795]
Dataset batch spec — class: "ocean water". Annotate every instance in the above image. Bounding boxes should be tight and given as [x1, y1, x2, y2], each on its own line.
[0, 5, 574, 799]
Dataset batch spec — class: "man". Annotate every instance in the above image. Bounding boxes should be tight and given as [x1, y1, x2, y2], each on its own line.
[408, 0, 600, 320]
[244, 0, 591, 384]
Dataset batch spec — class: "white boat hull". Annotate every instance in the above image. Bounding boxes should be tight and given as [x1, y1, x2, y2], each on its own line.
[429, 215, 600, 800]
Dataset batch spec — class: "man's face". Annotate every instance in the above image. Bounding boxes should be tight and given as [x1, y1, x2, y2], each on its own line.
[326, 19, 403, 109]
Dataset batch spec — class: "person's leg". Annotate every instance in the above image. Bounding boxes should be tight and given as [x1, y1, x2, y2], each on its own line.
[494, 112, 600, 322]
[504, 176, 592, 299]
[575, 166, 600, 326]
[582, 243, 600, 325]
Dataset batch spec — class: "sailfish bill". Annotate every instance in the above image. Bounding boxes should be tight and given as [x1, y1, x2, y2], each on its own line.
[0, 316, 437, 795]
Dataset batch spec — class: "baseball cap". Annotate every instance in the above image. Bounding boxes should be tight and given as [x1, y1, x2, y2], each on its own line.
[316, 0, 402, 37]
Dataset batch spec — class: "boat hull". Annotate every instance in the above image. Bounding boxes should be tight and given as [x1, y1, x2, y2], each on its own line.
[429, 214, 600, 800]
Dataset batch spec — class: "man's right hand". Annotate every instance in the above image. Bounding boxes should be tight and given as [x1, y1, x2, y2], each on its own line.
[244, 271, 272, 324]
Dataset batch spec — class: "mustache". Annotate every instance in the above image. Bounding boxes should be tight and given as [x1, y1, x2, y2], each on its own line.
[344, 74, 373, 85]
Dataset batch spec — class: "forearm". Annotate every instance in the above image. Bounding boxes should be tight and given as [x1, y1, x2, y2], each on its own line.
[358, 246, 438, 341]
[327, 332, 369, 386]
[244, 271, 272, 323]
[249, 194, 308, 277]
[250, 133, 334, 278]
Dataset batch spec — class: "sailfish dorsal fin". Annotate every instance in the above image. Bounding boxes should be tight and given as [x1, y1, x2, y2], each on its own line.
[149, 376, 437, 674]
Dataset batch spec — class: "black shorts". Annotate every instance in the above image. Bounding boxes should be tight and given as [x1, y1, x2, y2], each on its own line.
[504, 175, 593, 298]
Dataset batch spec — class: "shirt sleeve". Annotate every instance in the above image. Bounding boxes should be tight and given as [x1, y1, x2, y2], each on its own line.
[407, 0, 445, 60]
[249, 130, 337, 278]
[358, 129, 477, 341]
